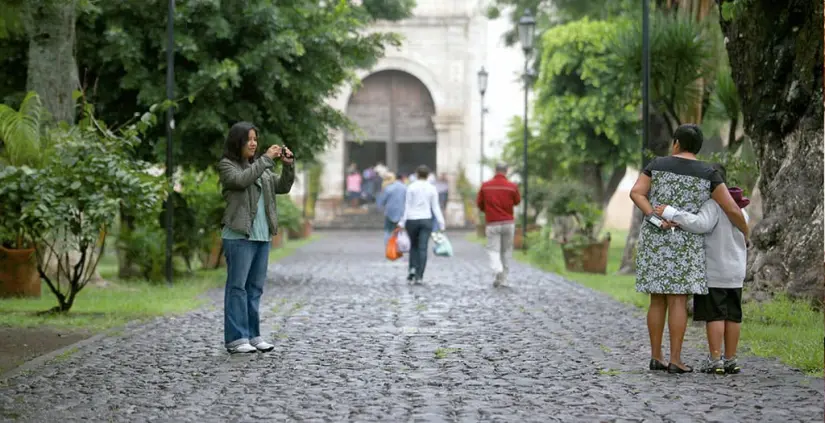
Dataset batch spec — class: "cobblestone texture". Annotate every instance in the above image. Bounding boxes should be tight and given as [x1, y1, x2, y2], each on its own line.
[0, 231, 822, 422]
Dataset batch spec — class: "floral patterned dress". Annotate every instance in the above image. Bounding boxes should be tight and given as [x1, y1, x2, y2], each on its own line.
[635, 157, 723, 295]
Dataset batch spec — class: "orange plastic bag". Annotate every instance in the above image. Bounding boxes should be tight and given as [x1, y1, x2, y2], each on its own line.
[386, 230, 403, 261]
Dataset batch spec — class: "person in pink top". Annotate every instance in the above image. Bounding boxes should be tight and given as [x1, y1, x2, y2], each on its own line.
[346, 169, 362, 207]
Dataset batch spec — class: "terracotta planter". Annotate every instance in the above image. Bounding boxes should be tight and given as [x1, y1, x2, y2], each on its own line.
[202, 232, 225, 269]
[512, 224, 542, 250]
[272, 231, 285, 249]
[561, 237, 611, 274]
[288, 220, 312, 240]
[0, 246, 40, 298]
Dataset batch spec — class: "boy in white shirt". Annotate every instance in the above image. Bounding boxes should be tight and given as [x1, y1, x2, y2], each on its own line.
[654, 164, 750, 375]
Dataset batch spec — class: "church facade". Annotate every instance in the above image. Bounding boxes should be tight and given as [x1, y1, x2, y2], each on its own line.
[302, 0, 527, 227]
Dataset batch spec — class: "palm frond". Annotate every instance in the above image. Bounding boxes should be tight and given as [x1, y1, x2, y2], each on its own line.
[0, 91, 45, 167]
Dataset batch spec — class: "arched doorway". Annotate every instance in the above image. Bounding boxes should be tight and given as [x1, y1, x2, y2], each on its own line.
[345, 70, 437, 190]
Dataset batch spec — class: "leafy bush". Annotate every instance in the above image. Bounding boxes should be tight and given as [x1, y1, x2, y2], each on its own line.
[2, 94, 164, 312]
[526, 224, 565, 274]
[545, 181, 604, 248]
[116, 223, 166, 282]
[179, 168, 224, 262]
[276, 195, 302, 233]
[699, 151, 759, 196]
[455, 166, 478, 225]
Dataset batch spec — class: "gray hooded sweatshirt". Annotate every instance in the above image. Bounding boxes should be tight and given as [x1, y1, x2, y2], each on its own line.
[662, 201, 750, 289]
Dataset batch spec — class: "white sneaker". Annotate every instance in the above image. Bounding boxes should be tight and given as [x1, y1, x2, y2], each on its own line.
[227, 343, 257, 354]
[251, 340, 275, 352]
[493, 272, 506, 287]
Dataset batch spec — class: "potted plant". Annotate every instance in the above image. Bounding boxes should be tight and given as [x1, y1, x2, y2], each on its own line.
[546, 181, 610, 274]
[0, 92, 53, 298]
[476, 212, 486, 238]
[38, 108, 162, 311]
[0, 167, 43, 297]
[277, 196, 302, 244]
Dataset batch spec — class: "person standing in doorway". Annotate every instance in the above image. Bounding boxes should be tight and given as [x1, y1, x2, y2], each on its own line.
[398, 165, 446, 284]
[218, 121, 295, 354]
[377, 172, 406, 245]
[477, 163, 521, 287]
[345, 167, 362, 208]
[435, 173, 450, 212]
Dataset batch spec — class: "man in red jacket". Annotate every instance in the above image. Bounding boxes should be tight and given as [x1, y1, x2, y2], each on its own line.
[476, 163, 521, 287]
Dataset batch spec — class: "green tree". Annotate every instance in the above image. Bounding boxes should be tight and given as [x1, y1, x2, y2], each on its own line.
[609, 8, 724, 273]
[1, 0, 414, 169]
[532, 18, 639, 207]
[485, 0, 634, 46]
[74, 0, 409, 168]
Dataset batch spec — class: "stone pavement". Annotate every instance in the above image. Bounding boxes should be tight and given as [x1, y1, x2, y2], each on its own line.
[0, 231, 822, 422]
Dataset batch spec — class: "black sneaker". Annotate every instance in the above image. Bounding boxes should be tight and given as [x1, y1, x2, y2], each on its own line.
[700, 356, 725, 375]
[407, 269, 416, 282]
[724, 356, 741, 374]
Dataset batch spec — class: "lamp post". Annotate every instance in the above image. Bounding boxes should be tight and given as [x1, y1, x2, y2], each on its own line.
[477, 66, 489, 185]
[642, 0, 651, 169]
[518, 9, 536, 251]
[164, 0, 175, 286]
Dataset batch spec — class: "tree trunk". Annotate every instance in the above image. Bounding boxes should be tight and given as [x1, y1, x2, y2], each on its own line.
[117, 207, 142, 279]
[24, 0, 78, 124]
[617, 206, 643, 274]
[580, 163, 605, 205]
[719, 0, 824, 302]
[618, 112, 674, 273]
[602, 166, 627, 208]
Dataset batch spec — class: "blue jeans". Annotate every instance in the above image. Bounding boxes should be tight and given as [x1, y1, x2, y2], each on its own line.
[222, 238, 271, 348]
[406, 218, 433, 280]
[384, 217, 398, 245]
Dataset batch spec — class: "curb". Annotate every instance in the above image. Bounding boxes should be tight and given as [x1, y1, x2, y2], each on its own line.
[0, 331, 108, 384]
[0, 317, 159, 384]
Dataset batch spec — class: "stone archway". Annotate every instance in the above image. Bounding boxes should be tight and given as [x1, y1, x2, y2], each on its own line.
[344, 70, 437, 182]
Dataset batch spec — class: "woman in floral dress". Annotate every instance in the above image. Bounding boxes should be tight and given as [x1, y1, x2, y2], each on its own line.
[630, 124, 749, 373]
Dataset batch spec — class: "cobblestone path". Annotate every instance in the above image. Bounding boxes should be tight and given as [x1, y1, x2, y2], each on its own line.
[0, 231, 822, 422]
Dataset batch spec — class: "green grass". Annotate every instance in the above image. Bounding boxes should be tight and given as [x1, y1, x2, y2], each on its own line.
[434, 347, 461, 359]
[0, 235, 318, 331]
[742, 296, 824, 375]
[468, 229, 824, 376]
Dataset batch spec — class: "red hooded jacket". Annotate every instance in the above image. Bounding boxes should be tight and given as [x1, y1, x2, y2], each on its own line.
[476, 173, 521, 224]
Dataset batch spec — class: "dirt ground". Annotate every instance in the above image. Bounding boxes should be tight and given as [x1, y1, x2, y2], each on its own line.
[0, 327, 92, 375]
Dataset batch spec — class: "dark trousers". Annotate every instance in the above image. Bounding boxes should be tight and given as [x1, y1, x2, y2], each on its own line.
[406, 218, 433, 279]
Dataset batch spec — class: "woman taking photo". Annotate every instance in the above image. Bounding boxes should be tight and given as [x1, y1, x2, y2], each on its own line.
[218, 121, 294, 354]
[630, 124, 748, 373]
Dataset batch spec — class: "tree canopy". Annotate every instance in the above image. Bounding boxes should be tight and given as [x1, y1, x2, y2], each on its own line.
[503, 18, 639, 206]
[0, 0, 416, 168]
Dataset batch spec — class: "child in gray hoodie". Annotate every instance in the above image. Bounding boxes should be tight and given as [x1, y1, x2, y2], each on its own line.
[654, 164, 750, 375]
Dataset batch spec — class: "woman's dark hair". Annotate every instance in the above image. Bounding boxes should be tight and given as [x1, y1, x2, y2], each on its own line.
[222, 121, 258, 164]
[672, 124, 704, 154]
[416, 165, 430, 179]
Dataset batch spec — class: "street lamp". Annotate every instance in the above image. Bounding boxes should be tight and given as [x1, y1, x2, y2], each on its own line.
[518, 9, 536, 251]
[164, 0, 175, 285]
[642, 0, 651, 169]
[477, 66, 489, 185]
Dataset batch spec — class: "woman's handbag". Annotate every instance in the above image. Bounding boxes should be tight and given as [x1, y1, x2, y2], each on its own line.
[386, 229, 403, 261]
[431, 232, 453, 257]
[396, 229, 411, 253]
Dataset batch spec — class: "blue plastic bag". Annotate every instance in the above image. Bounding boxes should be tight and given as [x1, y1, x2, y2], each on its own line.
[431, 232, 453, 257]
